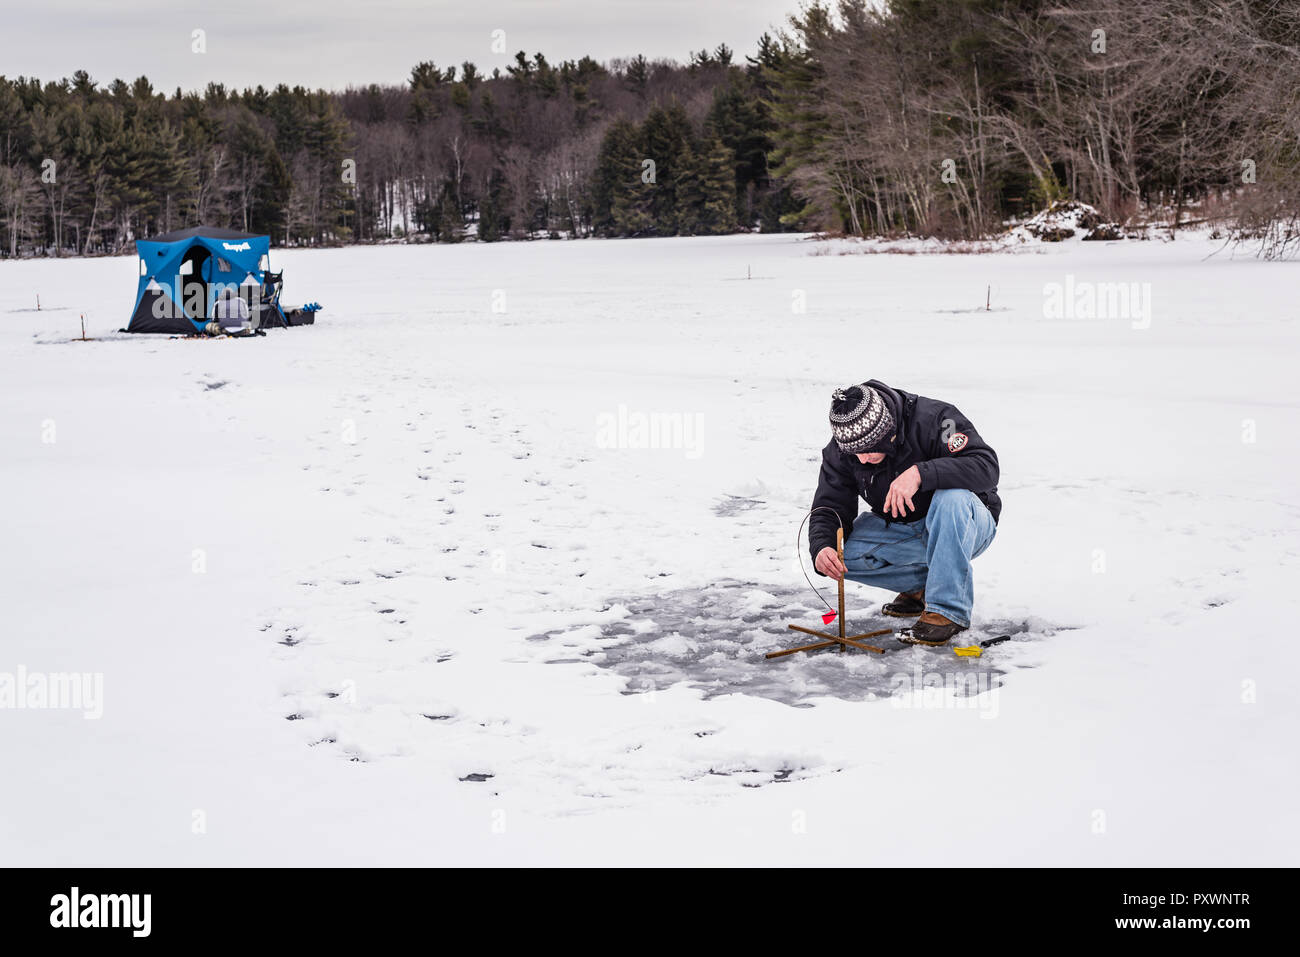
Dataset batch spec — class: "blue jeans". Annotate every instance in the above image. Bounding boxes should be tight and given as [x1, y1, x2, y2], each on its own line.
[841, 489, 996, 627]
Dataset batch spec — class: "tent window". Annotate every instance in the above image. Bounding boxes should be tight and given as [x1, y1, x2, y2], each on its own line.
[178, 259, 193, 276]
[217, 258, 231, 273]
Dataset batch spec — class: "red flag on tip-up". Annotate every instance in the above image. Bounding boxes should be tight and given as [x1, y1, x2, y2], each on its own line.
[822, 611, 837, 625]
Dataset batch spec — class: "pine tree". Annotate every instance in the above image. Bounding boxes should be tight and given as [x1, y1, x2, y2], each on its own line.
[707, 73, 778, 228]
[675, 143, 704, 234]
[640, 103, 694, 234]
[693, 135, 738, 234]
[593, 118, 648, 236]
[623, 55, 649, 99]
[761, 8, 833, 231]
[436, 188, 462, 242]
[477, 168, 505, 241]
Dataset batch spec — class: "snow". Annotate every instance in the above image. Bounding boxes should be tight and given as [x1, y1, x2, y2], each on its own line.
[2, 232, 1296, 865]
[1004, 199, 1125, 243]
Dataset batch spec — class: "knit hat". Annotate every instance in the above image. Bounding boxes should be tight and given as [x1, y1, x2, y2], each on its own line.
[829, 384, 895, 454]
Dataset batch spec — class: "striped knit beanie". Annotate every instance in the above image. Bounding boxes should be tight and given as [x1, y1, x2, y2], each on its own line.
[829, 384, 895, 454]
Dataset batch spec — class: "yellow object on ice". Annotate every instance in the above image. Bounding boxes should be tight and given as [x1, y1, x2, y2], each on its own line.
[953, 645, 983, 658]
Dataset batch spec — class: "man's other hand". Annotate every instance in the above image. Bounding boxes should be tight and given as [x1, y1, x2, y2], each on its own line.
[884, 464, 922, 518]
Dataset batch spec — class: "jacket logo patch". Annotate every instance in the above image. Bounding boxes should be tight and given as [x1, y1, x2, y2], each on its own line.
[947, 432, 968, 453]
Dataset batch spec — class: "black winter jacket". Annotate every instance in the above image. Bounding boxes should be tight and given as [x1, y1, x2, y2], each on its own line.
[809, 380, 1001, 567]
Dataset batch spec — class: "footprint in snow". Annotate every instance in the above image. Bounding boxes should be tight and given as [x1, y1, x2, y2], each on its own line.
[712, 495, 765, 518]
[706, 766, 803, 787]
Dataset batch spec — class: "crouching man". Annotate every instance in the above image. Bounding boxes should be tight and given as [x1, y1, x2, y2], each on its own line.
[810, 381, 1001, 646]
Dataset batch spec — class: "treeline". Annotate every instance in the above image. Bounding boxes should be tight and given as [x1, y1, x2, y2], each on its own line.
[767, 0, 1300, 255]
[2, 0, 1300, 258]
[0, 46, 794, 256]
[0, 73, 342, 255]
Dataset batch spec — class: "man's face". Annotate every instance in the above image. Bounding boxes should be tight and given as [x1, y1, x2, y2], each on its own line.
[855, 434, 896, 465]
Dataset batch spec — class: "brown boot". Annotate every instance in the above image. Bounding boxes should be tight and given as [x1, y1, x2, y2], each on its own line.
[882, 588, 925, 618]
[899, 611, 967, 646]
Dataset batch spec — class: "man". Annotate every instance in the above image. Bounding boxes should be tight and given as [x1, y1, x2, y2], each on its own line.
[809, 380, 1001, 646]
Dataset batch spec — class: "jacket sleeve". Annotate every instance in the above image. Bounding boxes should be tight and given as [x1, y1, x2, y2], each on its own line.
[914, 405, 999, 494]
[809, 441, 860, 571]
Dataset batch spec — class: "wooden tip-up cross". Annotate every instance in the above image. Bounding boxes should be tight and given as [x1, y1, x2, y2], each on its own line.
[766, 527, 890, 659]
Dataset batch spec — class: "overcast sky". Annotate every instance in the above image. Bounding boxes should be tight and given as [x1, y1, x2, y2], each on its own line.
[0, 0, 799, 93]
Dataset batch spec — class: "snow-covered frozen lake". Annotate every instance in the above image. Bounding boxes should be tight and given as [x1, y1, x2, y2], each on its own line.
[2, 232, 1296, 865]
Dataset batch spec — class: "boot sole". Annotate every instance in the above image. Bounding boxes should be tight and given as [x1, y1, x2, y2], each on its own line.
[896, 634, 953, 647]
[882, 607, 923, 619]
[898, 626, 968, 647]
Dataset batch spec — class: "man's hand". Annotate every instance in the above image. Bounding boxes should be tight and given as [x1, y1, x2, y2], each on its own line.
[884, 464, 922, 518]
[815, 546, 846, 580]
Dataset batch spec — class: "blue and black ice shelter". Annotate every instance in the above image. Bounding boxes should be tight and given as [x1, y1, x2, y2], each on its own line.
[126, 226, 288, 333]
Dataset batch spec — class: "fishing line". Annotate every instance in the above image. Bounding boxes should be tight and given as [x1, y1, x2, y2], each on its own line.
[796, 507, 926, 612]
[796, 506, 843, 613]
